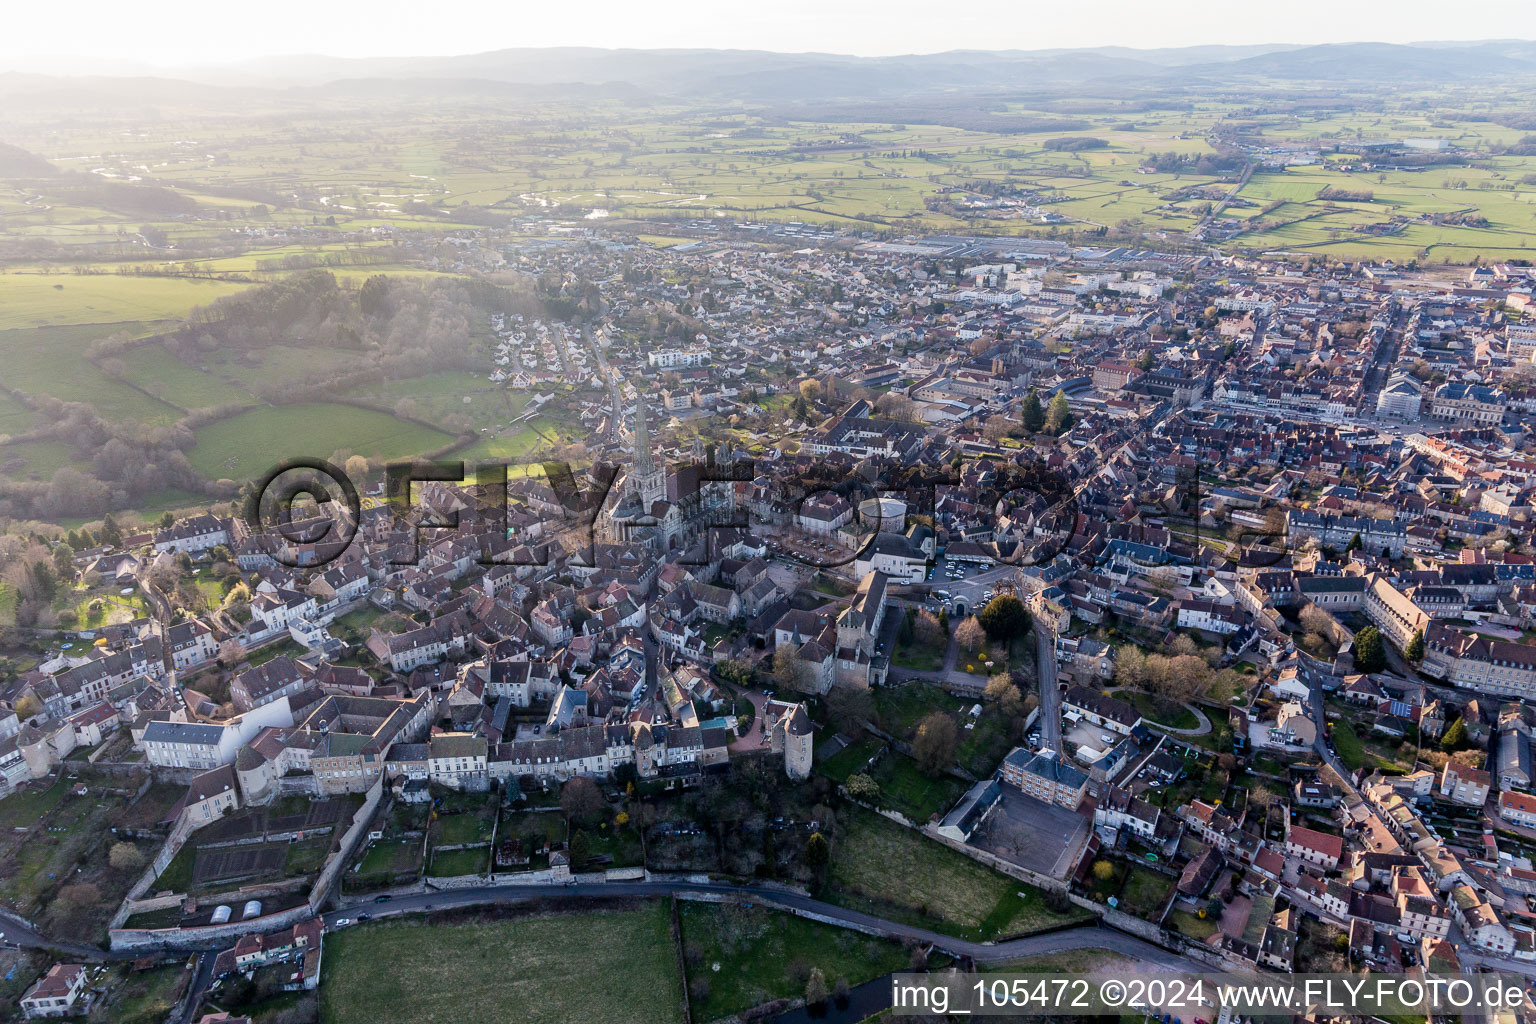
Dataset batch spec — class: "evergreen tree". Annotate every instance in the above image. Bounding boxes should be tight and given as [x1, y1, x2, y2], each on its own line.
[1045, 391, 1072, 434]
[1021, 390, 1045, 433]
[1353, 625, 1387, 674]
[978, 595, 1030, 643]
[100, 513, 122, 548]
[1439, 717, 1469, 752]
[805, 832, 829, 868]
[1406, 628, 1425, 663]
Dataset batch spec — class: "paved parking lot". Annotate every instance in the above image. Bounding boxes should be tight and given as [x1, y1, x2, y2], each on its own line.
[969, 784, 1092, 880]
[930, 562, 1027, 616]
[1064, 720, 1118, 756]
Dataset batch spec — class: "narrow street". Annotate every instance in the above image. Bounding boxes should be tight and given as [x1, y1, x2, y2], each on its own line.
[1035, 624, 1062, 751]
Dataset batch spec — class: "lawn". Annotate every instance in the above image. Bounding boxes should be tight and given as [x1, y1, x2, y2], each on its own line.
[427, 847, 487, 877]
[355, 838, 422, 878]
[957, 643, 1006, 676]
[825, 805, 1088, 940]
[0, 776, 71, 831]
[582, 823, 645, 870]
[956, 710, 1016, 778]
[982, 949, 1131, 973]
[818, 735, 885, 783]
[678, 901, 909, 1022]
[891, 638, 945, 672]
[1127, 691, 1199, 730]
[872, 682, 963, 741]
[1333, 719, 1366, 772]
[869, 752, 967, 823]
[1167, 909, 1218, 940]
[110, 963, 190, 1024]
[435, 810, 493, 847]
[1116, 864, 1174, 919]
[321, 905, 684, 1024]
[187, 402, 454, 479]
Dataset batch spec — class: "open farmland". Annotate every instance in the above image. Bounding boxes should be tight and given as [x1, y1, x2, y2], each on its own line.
[0, 273, 248, 330]
[0, 323, 186, 425]
[186, 402, 455, 478]
[1, 73, 1536, 530]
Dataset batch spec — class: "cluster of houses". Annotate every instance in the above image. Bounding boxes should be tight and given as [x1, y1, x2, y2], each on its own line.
[11, 225, 1536, 1012]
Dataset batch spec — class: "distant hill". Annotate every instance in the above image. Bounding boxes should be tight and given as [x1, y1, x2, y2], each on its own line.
[4, 41, 1536, 107]
[0, 141, 57, 177]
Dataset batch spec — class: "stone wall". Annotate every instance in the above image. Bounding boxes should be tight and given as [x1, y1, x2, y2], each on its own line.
[113, 806, 200, 927]
[109, 901, 313, 952]
[922, 824, 1071, 894]
[308, 775, 385, 909]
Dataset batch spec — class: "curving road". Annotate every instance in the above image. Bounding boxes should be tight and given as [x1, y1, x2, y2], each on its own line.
[0, 907, 125, 962]
[325, 878, 1201, 968]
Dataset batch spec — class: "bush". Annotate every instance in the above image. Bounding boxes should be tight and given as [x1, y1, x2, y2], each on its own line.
[845, 773, 880, 802]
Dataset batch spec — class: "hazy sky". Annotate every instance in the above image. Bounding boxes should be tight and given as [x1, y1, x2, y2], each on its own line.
[4, 0, 1533, 66]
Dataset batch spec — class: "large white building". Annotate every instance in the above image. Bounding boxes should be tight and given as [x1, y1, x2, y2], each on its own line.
[1375, 374, 1423, 419]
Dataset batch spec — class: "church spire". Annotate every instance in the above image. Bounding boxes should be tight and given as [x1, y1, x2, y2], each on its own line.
[627, 388, 665, 507]
[633, 389, 655, 478]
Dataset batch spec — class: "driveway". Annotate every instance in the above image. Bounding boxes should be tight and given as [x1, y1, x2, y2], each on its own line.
[729, 689, 770, 752]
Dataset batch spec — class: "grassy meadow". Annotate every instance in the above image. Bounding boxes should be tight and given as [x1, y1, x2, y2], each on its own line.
[186, 403, 455, 479]
[320, 905, 684, 1024]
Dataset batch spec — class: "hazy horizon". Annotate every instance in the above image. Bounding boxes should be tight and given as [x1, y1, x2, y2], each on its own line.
[3, 0, 1535, 69]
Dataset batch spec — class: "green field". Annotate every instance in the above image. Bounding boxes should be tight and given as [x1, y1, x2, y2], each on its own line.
[187, 402, 455, 478]
[825, 805, 1089, 940]
[0, 323, 185, 425]
[321, 906, 684, 1024]
[678, 901, 908, 1022]
[115, 343, 256, 409]
[0, 441, 88, 480]
[0, 273, 248, 330]
[0, 392, 36, 437]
